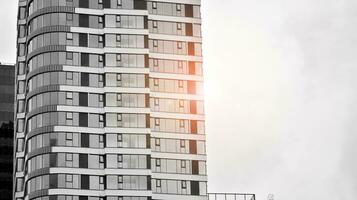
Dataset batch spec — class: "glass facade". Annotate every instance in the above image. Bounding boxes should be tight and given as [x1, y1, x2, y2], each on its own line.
[15, 0, 206, 199]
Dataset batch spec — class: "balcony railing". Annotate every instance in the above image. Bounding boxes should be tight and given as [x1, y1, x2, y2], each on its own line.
[208, 193, 256, 200]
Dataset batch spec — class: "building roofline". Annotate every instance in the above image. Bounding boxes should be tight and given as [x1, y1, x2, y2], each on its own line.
[0, 63, 15, 67]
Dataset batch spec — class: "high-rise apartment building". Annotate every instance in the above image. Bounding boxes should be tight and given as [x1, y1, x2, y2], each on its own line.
[14, 0, 206, 200]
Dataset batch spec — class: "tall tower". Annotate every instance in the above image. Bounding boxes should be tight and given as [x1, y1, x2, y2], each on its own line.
[14, 0, 206, 200]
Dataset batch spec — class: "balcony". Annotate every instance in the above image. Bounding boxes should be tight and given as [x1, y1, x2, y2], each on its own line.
[208, 193, 256, 200]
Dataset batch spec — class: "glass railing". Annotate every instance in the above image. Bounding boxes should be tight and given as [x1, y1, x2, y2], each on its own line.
[208, 193, 256, 200]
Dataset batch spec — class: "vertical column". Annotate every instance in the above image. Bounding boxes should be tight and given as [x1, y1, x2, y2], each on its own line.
[14, 1, 28, 199]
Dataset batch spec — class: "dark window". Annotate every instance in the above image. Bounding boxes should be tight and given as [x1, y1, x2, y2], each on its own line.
[192, 160, 199, 175]
[145, 74, 150, 87]
[146, 114, 150, 128]
[103, 0, 111, 8]
[79, 196, 88, 200]
[145, 94, 150, 107]
[185, 5, 194, 17]
[189, 61, 196, 75]
[79, 154, 88, 168]
[147, 176, 151, 190]
[191, 120, 197, 134]
[189, 140, 197, 154]
[191, 181, 200, 195]
[79, 33, 88, 47]
[190, 100, 197, 114]
[50, 137, 57, 146]
[188, 42, 195, 55]
[81, 53, 89, 66]
[186, 23, 193, 36]
[49, 174, 58, 188]
[50, 154, 57, 167]
[81, 134, 89, 148]
[79, 14, 89, 27]
[81, 73, 89, 86]
[146, 155, 151, 169]
[144, 16, 148, 29]
[145, 54, 149, 68]
[50, 196, 57, 200]
[187, 81, 196, 94]
[146, 134, 151, 148]
[81, 175, 89, 189]
[79, 113, 88, 127]
[144, 36, 149, 48]
[79, 93, 88, 106]
[134, 0, 147, 9]
[79, 0, 89, 8]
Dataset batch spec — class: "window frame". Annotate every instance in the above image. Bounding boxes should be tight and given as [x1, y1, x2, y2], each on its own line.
[156, 158, 161, 167]
[156, 179, 161, 187]
[180, 140, 185, 148]
[66, 13, 73, 21]
[66, 33, 73, 40]
[179, 119, 185, 128]
[181, 180, 187, 189]
[155, 118, 160, 126]
[155, 138, 160, 146]
[66, 112, 73, 120]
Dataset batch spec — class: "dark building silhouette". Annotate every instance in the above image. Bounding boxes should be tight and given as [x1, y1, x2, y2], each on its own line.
[0, 64, 15, 200]
[0, 64, 15, 125]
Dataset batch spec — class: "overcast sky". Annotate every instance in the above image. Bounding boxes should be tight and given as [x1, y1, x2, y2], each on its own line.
[1, 1, 357, 199]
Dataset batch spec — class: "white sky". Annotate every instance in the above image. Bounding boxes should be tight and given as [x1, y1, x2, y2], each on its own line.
[203, 0, 357, 199]
[1, 1, 357, 199]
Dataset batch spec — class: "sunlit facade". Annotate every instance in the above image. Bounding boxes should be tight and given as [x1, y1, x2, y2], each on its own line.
[14, 0, 206, 199]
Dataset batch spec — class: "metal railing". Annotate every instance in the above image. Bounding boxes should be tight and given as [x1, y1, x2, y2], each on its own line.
[208, 193, 256, 200]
